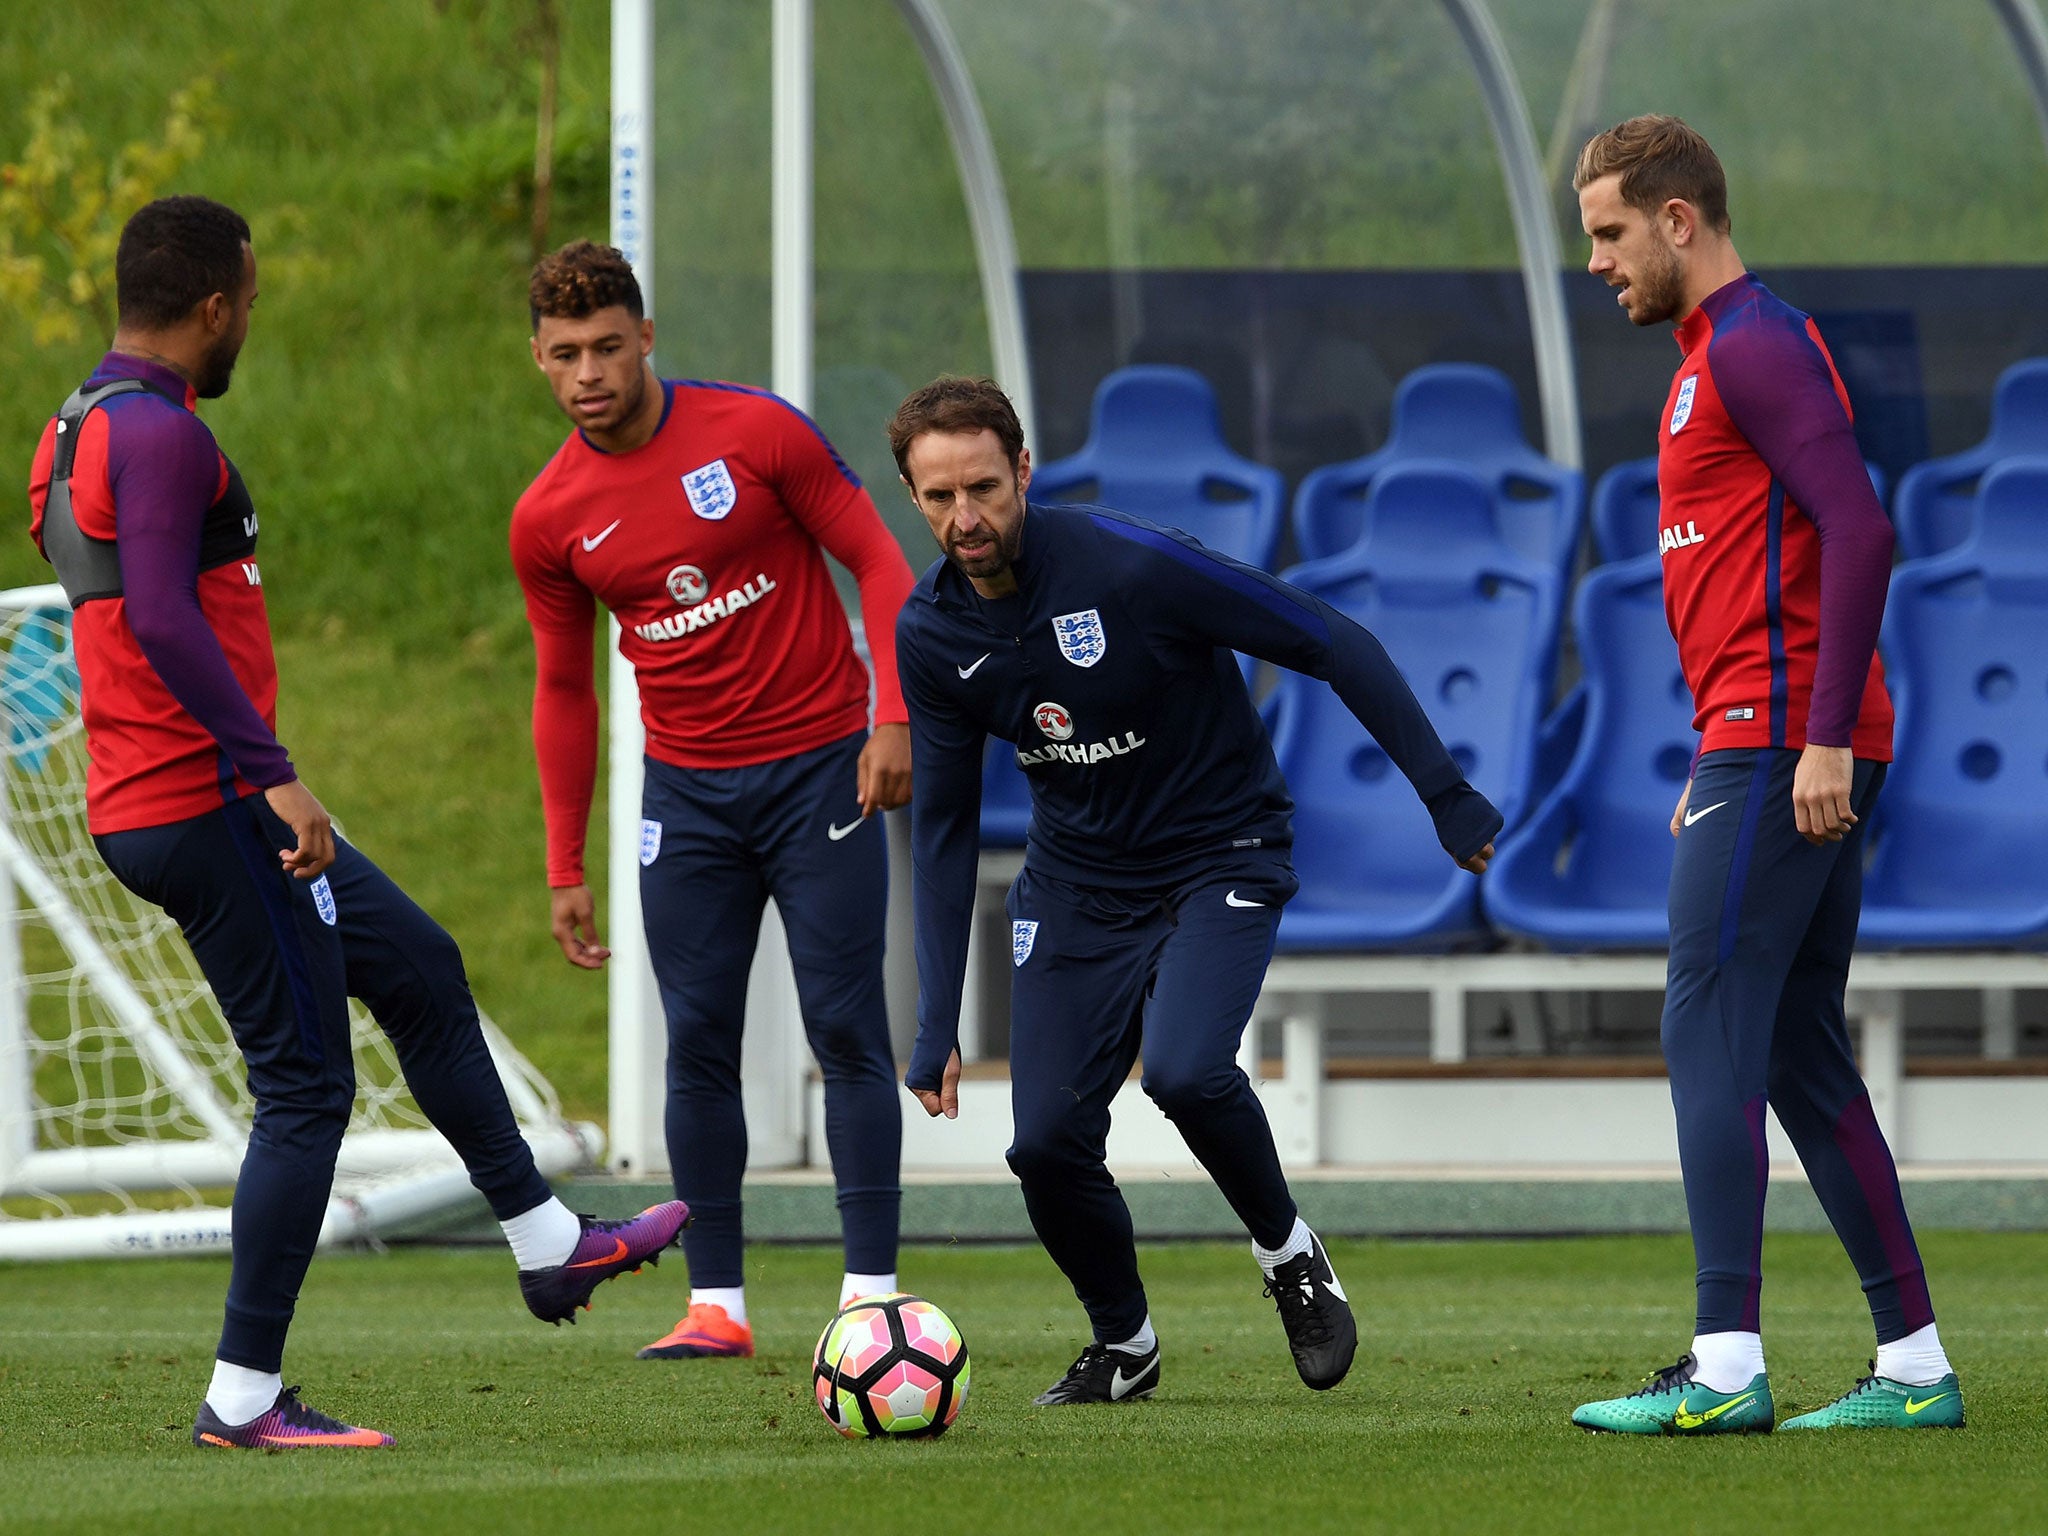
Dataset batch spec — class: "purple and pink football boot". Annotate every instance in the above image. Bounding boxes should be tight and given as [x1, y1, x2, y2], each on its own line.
[518, 1201, 691, 1324]
[192, 1386, 394, 1450]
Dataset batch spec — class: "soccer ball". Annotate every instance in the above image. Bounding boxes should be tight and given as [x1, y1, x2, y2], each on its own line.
[812, 1292, 970, 1439]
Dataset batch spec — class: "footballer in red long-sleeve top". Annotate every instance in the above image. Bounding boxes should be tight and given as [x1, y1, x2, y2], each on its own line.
[513, 242, 912, 1360]
[1568, 117, 1956, 1438]
[31, 199, 666, 1455]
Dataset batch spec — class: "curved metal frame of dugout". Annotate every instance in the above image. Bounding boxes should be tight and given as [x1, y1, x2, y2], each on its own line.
[601, 0, 2048, 1174]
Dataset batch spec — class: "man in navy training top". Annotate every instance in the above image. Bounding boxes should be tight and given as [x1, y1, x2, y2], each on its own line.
[1569, 117, 1961, 1435]
[888, 375, 1501, 1404]
[27, 196, 686, 1451]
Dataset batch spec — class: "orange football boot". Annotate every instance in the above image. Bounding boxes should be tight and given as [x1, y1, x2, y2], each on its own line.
[638, 1301, 755, 1359]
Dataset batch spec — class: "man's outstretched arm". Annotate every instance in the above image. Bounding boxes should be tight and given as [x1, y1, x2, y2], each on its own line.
[1094, 512, 1502, 865]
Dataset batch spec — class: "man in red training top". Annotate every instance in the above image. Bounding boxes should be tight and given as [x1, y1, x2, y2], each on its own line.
[28, 198, 685, 1453]
[512, 241, 915, 1359]
[1568, 118, 1961, 1436]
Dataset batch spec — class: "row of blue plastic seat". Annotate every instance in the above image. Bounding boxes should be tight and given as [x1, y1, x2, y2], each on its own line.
[1483, 454, 2048, 953]
[983, 358, 2048, 952]
[1592, 357, 2048, 563]
[984, 457, 2048, 954]
[1042, 355, 2048, 579]
[1029, 360, 1584, 583]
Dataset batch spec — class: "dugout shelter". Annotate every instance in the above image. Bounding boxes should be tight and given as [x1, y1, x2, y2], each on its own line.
[599, 0, 2048, 1185]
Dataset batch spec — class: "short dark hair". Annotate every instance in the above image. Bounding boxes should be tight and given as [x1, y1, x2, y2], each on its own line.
[887, 375, 1025, 482]
[115, 196, 252, 329]
[1574, 115, 1731, 234]
[529, 240, 644, 329]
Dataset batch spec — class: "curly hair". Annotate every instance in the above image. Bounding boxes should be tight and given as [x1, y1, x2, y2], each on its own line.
[116, 196, 252, 329]
[887, 375, 1025, 482]
[529, 240, 644, 329]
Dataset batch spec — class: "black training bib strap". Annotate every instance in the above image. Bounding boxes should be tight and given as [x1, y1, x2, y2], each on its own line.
[42, 379, 151, 606]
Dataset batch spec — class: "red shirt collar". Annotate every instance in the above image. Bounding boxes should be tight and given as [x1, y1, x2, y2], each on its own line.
[1674, 272, 1760, 354]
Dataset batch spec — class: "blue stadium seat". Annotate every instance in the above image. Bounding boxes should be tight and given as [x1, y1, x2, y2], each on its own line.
[1291, 363, 1583, 579]
[1482, 557, 1692, 948]
[1594, 454, 1890, 564]
[1032, 365, 1285, 570]
[1592, 458, 1660, 565]
[1269, 463, 1559, 950]
[1892, 357, 2048, 559]
[1859, 456, 2048, 946]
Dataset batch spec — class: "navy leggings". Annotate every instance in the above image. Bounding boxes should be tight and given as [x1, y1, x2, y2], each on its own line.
[1663, 748, 1933, 1342]
[96, 792, 552, 1374]
[1006, 859, 1301, 1344]
[638, 732, 901, 1287]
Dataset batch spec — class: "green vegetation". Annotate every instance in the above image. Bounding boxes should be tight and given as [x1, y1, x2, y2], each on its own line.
[0, 1233, 2042, 1533]
[0, 1, 619, 1113]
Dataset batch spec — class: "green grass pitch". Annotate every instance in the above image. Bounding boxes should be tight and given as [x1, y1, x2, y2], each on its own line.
[1, 1232, 2043, 1534]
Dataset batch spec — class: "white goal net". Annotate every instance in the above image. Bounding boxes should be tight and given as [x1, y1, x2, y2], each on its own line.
[0, 585, 600, 1260]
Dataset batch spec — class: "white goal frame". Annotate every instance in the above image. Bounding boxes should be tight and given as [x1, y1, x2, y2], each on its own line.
[0, 584, 602, 1260]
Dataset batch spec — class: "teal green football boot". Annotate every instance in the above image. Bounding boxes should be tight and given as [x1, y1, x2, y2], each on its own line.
[1572, 1352, 1774, 1435]
[1779, 1367, 1964, 1431]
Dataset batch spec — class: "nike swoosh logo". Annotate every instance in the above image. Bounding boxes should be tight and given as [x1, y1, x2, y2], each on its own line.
[1224, 890, 1264, 907]
[567, 1237, 630, 1269]
[1682, 800, 1729, 827]
[1672, 1390, 1756, 1429]
[957, 653, 991, 679]
[1904, 1392, 1954, 1415]
[581, 520, 623, 551]
[827, 819, 864, 841]
[1110, 1358, 1156, 1400]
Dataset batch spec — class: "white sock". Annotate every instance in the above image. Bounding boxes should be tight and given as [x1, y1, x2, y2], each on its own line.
[502, 1196, 582, 1270]
[1253, 1216, 1315, 1277]
[1690, 1330, 1766, 1392]
[206, 1360, 283, 1427]
[840, 1272, 896, 1308]
[1876, 1321, 1952, 1386]
[1106, 1315, 1156, 1356]
[691, 1285, 747, 1325]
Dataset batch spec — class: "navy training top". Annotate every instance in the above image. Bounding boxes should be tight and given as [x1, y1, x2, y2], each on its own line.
[896, 501, 1502, 1093]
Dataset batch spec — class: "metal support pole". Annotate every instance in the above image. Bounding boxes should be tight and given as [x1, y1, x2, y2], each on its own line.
[1991, 0, 2048, 161]
[1852, 988, 1907, 1150]
[1278, 1001, 1325, 1168]
[1983, 987, 2019, 1060]
[893, 0, 1037, 450]
[773, 0, 815, 413]
[1430, 981, 1469, 1064]
[608, 0, 663, 1174]
[1440, 0, 1583, 470]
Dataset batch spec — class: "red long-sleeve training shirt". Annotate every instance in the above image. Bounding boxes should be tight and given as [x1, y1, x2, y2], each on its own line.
[510, 379, 915, 886]
[1658, 274, 1894, 761]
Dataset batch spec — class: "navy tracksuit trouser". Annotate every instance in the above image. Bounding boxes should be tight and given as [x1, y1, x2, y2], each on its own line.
[638, 731, 901, 1288]
[1663, 747, 1934, 1342]
[96, 791, 553, 1375]
[1005, 858, 1301, 1345]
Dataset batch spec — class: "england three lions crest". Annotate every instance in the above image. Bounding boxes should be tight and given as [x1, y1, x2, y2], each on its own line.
[682, 459, 738, 520]
[1012, 920, 1038, 967]
[1669, 375, 1698, 435]
[1052, 608, 1107, 668]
